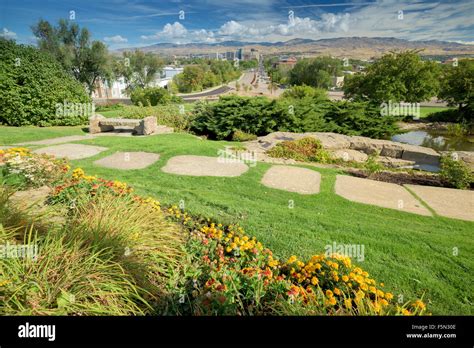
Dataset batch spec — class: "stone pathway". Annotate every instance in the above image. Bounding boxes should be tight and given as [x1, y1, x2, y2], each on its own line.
[33, 144, 107, 160]
[335, 175, 432, 216]
[161, 155, 249, 177]
[6, 132, 473, 222]
[17, 135, 96, 146]
[261, 165, 321, 194]
[405, 184, 474, 221]
[94, 151, 160, 170]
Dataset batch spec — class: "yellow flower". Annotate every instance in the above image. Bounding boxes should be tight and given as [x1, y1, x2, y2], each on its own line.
[355, 290, 365, 299]
[72, 168, 85, 179]
[344, 298, 352, 309]
[385, 292, 394, 301]
[311, 277, 319, 285]
[325, 289, 333, 297]
[287, 255, 297, 264]
[412, 300, 426, 310]
[342, 275, 349, 282]
[333, 287, 341, 296]
[360, 283, 368, 291]
[326, 297, 337, 306]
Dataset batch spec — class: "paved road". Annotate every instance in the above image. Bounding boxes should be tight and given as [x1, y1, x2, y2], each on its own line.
[180, 85, 232, 100]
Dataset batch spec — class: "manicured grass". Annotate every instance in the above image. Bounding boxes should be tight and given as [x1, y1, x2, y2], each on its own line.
[0, 126, 87, 145]
[1, 129, 472, 314]
[419, 106, 452, 118]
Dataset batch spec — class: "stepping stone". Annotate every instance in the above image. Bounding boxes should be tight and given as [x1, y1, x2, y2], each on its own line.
[162, 155, 248, 177]
[405, 184, 474, 221]
[17, 135, 96, 146]
[33, 144, 107, 160]
[94, 151, 160, 170]
[261, 165, 321, 194]
[335, 175, 431, 216]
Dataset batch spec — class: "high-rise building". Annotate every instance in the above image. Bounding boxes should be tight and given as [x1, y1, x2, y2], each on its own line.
[225, 51, 235, 60]
[236, 48, 243, 60]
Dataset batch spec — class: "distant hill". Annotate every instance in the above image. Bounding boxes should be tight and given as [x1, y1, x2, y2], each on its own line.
[115, 37, 474, 59]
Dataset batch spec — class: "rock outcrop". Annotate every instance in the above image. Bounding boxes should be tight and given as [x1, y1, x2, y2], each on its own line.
[245, 131, 473, 171]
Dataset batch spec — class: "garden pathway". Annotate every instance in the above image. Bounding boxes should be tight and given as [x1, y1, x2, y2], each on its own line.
[161, 155, 249, 177]
[261, 165, 321, 194]
[94, 151, 160, 170]
[33, 144, 107, 160]
[335, 175, 432, 216]
[405, 184, 474, 221]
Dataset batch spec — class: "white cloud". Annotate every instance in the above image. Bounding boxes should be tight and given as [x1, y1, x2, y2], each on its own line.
[216, 14, 351, 40]
[103, 35, 128, 43]
[141, 22, 215, 43]
[0, 28, 17, 40]
[138, 0, 474, 44]
[161, 22, 188, 38]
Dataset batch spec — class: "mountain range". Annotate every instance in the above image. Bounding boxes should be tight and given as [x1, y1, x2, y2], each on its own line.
[116, 37, 474, 59]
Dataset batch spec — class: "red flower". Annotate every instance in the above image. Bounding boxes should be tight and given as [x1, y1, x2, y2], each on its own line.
[215, 284, 226, 292]
[205, 279, 215, 288]
[217, 295, 226, 304]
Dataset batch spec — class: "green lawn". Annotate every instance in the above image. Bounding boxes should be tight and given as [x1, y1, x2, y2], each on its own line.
[419, 106, 452, 118]
[1, 129, 472, 315]
[0, 126, 87, 145]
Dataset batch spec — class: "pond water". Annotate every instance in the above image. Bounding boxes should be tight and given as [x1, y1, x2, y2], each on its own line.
[391, 130, 474, 152]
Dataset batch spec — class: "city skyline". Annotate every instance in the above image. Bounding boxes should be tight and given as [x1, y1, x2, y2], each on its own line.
[1, 0, 473, 49]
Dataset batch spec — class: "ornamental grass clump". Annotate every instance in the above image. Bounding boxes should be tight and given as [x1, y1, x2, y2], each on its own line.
[267, 137, 332, 163]
[0, 185, 148, 315]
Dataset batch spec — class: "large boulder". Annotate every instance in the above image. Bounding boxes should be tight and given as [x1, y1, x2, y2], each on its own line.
[329, 149, 368, 163]
[250, 131, 449, 171]
[401, 144, 440, 166]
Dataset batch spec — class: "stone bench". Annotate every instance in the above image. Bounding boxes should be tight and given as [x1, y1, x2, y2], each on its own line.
[89, 114, 157, 135]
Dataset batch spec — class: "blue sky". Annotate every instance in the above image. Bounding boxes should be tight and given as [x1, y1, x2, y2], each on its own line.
[1, 0, 473, 48]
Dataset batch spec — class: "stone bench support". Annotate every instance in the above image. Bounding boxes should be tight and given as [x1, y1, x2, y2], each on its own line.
[89, 114, 157, 135]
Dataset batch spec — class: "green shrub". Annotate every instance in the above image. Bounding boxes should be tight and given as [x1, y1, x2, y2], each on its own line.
[0, 39, 91, 126]
[267, 137, 332, 163]
[95, 103, 126, 112]
[440, 154, 472, 189]
[130, 87, 182, 106]
[426, 109, 465, 123]
[231, 130, 257, 142]
[191, 96, 399, 140]
[364, 154, 383, 175]
[103, 104, 192, 131]
[190, 96, 281, 140]
[281, 85, 328, 101]
[446, 123, 468, 137]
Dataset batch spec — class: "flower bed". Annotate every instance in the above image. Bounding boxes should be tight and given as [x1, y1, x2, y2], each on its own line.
[3, 149, 427, 316]
[1, 148, 69, 188]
